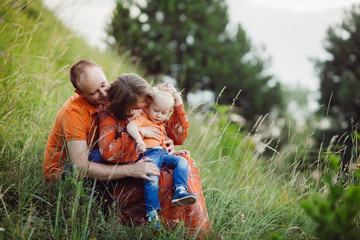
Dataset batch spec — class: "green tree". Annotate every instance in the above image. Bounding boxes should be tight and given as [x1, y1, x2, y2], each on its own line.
[315, 4, 360, 157]
[108, 0, 282, 120]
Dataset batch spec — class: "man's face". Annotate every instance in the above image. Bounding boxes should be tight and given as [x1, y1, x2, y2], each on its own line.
[147, 101, 171, 124]
[77, 66, 110, 106]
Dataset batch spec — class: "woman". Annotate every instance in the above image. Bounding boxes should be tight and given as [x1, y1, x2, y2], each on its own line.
[98, 73, 211, 236]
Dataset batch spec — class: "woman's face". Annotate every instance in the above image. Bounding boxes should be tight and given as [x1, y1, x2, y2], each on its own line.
[132, 94, 150, 110]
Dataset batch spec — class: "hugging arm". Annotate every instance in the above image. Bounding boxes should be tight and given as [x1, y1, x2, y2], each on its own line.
[166, 104, 190, 145]
[158, 83, 190, 145]
[66, 140, 159, 181]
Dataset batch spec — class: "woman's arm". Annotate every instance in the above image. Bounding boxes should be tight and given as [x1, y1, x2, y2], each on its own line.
[166, 104, 190, 145]
[99, 113, 140, 163]
[157, 83, 190, 145]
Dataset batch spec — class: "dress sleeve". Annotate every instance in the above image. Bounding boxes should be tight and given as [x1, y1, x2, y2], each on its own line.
[98, 112, 139, 163]
[166, 104, 190, 145]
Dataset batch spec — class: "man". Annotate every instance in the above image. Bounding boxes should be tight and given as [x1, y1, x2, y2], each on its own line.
[43, 59, 159, 181]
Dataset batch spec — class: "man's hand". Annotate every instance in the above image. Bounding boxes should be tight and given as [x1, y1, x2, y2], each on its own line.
[132, 157, 160, 182]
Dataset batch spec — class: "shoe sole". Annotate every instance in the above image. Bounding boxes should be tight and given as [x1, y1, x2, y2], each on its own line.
[171, 195, 197, 206]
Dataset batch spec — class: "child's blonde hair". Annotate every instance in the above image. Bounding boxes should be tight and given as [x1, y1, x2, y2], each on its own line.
[107, 73, 152, 120]
[152, 87, 174, 107]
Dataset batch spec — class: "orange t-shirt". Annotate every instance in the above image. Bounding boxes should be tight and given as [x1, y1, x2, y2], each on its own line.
[43, 94, 99, 180]
[132, 113, 167, 149]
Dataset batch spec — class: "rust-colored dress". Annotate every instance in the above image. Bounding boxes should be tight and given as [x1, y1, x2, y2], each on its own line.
[98, 105, 211, 236]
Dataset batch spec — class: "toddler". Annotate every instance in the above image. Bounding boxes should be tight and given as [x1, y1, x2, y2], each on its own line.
[127, 84, 196, 228]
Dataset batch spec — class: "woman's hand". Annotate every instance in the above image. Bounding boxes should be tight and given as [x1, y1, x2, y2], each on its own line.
[157, 83, 177, 95]
[173, 150, 190, 157]
[131, 157, 160, 182]
[157, 83, 183, 106]
[138, 126, 162, 140]
[164, 138, 175, 154]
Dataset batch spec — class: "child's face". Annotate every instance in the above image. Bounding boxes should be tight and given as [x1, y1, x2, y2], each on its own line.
[132, 94, 150, 110]
[147, 101, 172, 123]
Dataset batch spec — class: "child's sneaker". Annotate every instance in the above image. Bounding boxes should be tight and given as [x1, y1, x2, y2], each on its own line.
[171, 187, 197, 206]
[146, 210, 161, 229]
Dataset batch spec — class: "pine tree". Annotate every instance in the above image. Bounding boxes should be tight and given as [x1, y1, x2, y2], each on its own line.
[316, 4, 360, 157]
[108, 0, 282, 120]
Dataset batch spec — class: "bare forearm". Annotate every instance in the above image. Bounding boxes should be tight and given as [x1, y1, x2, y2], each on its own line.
[67, 140, 129, 180]
[81, 161, 132, 180]
[127, 121, 143, 143]
[81, 159, 159, 182]
[67, 140, 158, 181]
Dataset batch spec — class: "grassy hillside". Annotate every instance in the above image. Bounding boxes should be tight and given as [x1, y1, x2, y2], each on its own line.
[1, 0, 359, 239]
[0, 0, 145, 238]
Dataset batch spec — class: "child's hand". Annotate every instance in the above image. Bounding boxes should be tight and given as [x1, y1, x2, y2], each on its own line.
[136, 140, 146, 153]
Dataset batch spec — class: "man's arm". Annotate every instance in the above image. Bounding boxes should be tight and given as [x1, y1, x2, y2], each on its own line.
[66, 140, 158, 181]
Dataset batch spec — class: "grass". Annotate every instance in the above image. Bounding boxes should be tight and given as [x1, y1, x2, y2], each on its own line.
[182, 109, 315, 239]
[1, 0, 359, 239]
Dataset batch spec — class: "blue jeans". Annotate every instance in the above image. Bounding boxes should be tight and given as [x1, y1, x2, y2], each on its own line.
[88, 148, 110, 164]
[141, 147, 189, 213]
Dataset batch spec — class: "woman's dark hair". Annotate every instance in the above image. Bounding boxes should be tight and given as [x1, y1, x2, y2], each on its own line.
[107, 73, 152, 120]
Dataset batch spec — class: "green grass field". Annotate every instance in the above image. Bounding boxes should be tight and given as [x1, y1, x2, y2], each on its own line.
[1, 1, 359, 239]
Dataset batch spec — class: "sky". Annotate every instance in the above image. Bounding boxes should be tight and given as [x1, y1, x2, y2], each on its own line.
[226, 0, 360, 92]
[42, 0, 360, 97]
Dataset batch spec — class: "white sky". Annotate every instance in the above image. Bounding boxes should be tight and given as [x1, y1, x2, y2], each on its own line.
[42, 0, 360, 94]
[227, 0, 360, 92]
[241, 0, 358, 11]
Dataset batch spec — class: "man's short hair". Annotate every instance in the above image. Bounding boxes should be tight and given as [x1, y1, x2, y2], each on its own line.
[69, 59, 99, 90]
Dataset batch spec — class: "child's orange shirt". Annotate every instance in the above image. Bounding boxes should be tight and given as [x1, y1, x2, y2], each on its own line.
[131, 112, 168, 149]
